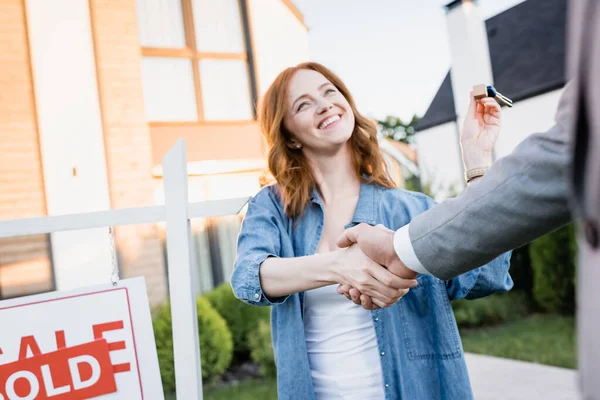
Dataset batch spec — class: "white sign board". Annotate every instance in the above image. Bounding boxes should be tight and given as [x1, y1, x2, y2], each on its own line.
[0, 277, 163, 399]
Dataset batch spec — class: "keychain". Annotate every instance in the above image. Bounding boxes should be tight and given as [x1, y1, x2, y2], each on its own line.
[473, 84, 513, 107]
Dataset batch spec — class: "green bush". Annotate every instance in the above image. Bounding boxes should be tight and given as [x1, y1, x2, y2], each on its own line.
[509, 243, 534, 300]
[204, 283, 270, 358]
[452, 291, 530, 329]
[153, 296, 234, 393]
[247, 318, 276, 377]
[529, 223, 577, 314]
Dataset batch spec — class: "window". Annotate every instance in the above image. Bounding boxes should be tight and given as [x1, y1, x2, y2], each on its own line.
[0, 235, 54, 300]
[137, 0, 256, 122]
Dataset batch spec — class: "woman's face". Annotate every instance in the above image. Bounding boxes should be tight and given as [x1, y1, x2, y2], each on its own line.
[283, 69, 355, 154]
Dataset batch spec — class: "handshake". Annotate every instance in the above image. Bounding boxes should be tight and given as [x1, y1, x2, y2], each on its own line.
[334, 223, 418, 311]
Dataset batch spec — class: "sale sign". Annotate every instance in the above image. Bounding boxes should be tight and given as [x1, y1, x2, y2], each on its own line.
[0, 277, 163, 399]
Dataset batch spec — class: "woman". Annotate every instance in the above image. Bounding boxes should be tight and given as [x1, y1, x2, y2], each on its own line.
[231, 62, 511, 399]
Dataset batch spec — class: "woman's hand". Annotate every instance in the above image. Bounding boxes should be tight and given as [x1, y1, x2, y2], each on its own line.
[460, 94, 502, 171]
[333, 244, 414, 309]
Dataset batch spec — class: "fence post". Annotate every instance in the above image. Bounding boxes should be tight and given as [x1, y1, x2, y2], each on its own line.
[162, 139, 203, 399]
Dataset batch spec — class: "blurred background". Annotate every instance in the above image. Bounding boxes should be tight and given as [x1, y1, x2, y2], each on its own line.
[0, 0, 576, 398]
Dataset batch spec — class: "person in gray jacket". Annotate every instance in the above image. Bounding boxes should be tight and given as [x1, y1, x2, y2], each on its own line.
[336, 1, 600, 398]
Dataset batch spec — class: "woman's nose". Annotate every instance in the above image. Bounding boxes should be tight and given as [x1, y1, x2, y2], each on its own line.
[316, 100, 333, 114]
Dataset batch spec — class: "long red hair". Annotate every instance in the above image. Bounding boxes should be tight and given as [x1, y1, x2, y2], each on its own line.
[258, 62, 395, 218]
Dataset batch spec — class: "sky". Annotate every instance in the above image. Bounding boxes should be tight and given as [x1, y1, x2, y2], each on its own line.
[292, 0, 527, 122]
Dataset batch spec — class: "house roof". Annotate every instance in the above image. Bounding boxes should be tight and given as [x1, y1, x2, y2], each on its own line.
[282, 0, 307, 29]
[416, 0, 567, 132]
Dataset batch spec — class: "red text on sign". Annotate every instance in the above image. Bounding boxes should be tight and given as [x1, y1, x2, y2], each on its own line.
[0, 339, 116, 400]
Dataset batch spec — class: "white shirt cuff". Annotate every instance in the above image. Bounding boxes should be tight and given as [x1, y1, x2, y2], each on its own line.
[393, 224, 430, 275]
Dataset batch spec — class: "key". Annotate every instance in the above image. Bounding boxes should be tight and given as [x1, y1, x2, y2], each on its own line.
[472, 84, 513, 107]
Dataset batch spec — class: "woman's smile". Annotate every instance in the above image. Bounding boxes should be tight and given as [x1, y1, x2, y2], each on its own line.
[317, 114, 342, 130]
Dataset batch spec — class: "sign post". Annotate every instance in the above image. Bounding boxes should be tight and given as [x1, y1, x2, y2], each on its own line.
[162, 140, 203, 399]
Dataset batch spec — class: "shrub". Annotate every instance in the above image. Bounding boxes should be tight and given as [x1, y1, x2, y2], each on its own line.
[529, 223, 577, 314]
[247, 318, 276, 377]
[204, 283, 270, 358]
[508, 243, 534, 300]
[153, 296, 234, 393]
[452, 291, 530, 329]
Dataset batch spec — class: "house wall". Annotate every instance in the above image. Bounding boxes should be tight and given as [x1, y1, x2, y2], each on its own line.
[494, 88, 564, 159]
[0, 0, 309, 304]
[414, 122, 465, 200]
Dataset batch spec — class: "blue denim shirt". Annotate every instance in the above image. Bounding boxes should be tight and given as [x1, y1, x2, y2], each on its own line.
[231, 182, 513, 400]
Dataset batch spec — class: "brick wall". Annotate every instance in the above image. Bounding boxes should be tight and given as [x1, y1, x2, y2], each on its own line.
[89, 0, 167, 306]
[0, 0, 52, 298]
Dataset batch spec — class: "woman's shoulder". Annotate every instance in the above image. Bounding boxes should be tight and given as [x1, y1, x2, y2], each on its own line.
[373, 185, 437, 228]
[250, 183, 284, 208]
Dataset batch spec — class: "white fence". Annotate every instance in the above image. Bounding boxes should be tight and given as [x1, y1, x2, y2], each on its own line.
[0, 139, 249, 400]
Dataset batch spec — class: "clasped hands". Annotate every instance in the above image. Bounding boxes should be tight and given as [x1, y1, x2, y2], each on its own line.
[334, 223, 417, 311]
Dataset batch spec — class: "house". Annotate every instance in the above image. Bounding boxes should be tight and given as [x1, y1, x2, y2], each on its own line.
[414, 0, 567, 199]
[0, 0, 309, 305]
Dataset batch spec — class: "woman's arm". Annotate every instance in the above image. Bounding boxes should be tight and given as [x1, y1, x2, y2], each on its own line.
[260, 245, 414, 306]
[445, 251, 514, 300]
[231, 188, 416, 307]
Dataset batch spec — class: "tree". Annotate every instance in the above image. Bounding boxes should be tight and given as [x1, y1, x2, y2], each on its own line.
[377, 114, 422, 190]
[377, 114, 420, 145]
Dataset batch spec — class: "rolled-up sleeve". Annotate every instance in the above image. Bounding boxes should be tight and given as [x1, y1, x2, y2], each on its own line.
[230, 188, 290, 306]
[445, 251, 514, 300]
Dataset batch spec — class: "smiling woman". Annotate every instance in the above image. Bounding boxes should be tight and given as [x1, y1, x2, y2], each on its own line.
[229, 61, 514, 400]
[258, 62, 393, 218]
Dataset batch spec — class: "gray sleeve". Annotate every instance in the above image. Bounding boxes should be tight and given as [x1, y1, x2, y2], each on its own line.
[410, 84, 575, 281]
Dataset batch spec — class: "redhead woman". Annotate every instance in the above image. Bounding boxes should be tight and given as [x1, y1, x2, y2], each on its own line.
[231, 62, 512, 400]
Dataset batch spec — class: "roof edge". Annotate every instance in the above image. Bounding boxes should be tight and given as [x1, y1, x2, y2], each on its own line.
[281, 0, 308, 30]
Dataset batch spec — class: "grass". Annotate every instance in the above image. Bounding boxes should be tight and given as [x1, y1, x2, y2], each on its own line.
[165, 379, 277, 400]
[460, 313, 576, 369]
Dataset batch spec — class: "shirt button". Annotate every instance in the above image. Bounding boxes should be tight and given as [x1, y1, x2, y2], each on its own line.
[385, 384, 389, 388]
[380, 352, 385, 356]
[375, 317, 379, 321]
[254, 293, 260, 299]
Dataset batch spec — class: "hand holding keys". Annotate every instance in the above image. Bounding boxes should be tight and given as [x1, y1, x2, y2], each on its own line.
[472, 84, 513, 107]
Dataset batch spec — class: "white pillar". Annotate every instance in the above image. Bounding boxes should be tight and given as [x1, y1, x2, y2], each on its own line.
[25, 0, 112, 290]
[445, 0, 494, 120]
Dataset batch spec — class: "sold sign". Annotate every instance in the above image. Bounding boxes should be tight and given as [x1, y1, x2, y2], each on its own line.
[0, 278, 164, 399]
[0, 340, 116, 399]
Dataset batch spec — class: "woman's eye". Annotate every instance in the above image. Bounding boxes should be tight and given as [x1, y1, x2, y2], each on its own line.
[325, 88, 336, 95]
[297, 102, 309, 111]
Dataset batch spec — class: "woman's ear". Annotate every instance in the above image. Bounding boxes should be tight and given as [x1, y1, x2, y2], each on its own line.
[286, 140, 302, 150]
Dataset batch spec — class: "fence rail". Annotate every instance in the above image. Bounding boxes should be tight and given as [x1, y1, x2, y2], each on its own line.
[0, 197, 248, 238]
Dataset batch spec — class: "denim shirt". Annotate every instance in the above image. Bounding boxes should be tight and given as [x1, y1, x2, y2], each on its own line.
[231, 182, 513, 400]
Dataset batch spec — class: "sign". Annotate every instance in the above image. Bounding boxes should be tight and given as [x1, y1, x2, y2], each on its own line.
[0, 277, 163, 399]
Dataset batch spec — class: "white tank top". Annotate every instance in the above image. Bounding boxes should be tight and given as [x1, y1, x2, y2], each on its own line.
[303, 284, 385, 399]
